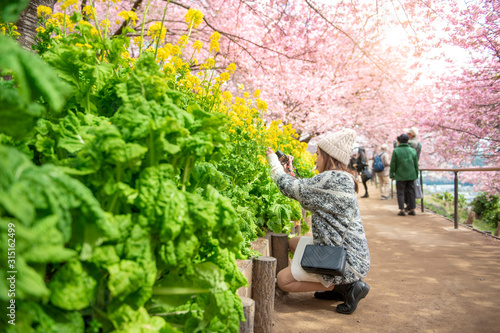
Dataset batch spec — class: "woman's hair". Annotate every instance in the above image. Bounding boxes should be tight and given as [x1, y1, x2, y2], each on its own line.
[358, 147, 367, 159]
[317, 147, 359, 193]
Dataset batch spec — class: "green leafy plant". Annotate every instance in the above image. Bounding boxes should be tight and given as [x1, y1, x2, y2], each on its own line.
[472, 193, 500, 228]
[0, 2, 315, 332]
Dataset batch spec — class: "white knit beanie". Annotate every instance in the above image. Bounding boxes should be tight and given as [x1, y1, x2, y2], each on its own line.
[317, 128, 356, 166]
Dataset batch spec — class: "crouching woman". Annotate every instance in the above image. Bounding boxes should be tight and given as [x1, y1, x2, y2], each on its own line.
[266, 128, 370, 314]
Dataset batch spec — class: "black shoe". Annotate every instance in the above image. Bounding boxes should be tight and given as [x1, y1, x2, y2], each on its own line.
[398, 211, 406, 216]
[408, 210, 416, 216]
[314, 290, 344, 301]
[336, 281, 370, 314]
[361, 194, 369, 198]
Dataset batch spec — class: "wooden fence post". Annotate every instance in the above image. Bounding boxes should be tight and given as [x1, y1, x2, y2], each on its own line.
[239, 296, 255, 333]
[252, 256, 276, 333]
[271, 233, 289, 276]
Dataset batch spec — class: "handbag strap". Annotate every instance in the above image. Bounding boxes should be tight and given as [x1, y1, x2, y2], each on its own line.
[340, 208, 356, 246]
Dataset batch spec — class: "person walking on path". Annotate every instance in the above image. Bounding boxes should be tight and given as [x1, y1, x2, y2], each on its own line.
[374, 144, 391, 200]
[265, 128, 370, 315]
[356, 147, 370, 198]
[404, 126, 421, 161]
[404, 126, 422, 211]
[390, 134, 419, 216]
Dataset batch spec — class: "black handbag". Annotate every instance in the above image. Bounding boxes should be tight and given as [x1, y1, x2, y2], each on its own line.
[300, 210, 355, 277]
[300, 245, 347, 276]
[361, 166, 372, 181]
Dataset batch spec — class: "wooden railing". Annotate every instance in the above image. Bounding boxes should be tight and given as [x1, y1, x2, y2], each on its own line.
[419, 167, 500, 229]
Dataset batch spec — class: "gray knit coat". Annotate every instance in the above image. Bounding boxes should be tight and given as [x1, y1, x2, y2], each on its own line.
[268, 154, 370, 286]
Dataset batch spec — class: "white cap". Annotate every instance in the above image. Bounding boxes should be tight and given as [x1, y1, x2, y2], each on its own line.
[381, 144, 388, 150]
[317, 128, 356, 166]
[404, 126, 419, 137]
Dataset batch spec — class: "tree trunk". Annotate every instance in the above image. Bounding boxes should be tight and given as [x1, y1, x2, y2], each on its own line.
[16, 0, 57, 51]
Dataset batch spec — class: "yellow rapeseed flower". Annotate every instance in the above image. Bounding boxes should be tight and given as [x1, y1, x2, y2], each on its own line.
[256, 98, 267, 112]
[257, 155, 267, 165]
[174, 58, 185, 69]
[36, 26, 46, 33]
[60, 0, 78, 11]
[75, 42, 92, 48]
[219, 72, 230, 82]
[82, 6, 93, 17]
[52, 13, 65, 24]
[177, 35, 188, 46]
[156, 48, 167, 62]
[147, 22, 167, 42]
[227, 63, 236, 74]
[0, 23, 20, 37]
[254, 89, 261, 98]
[100, 19, 110, 30]
[37, 6, 52, 17]
[118, 11, 138, 24]
[200, 58, 215, 70]
[209, 31, 220, 53]
[46, 18, 61, 28]
[185, 8, 204, 29]
[222, 91, 233, 103]
[186, 73, 200, 87]
[192, 40, 203, 52]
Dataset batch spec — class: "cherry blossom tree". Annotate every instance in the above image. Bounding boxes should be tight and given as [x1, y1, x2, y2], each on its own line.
[34, 0, 500, 192]
[415, 0, 500, 192]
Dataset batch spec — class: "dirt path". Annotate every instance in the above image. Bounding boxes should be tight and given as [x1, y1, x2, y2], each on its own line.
[273, 184, 500, 333]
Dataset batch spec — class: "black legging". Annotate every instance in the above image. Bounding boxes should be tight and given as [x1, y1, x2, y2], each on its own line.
[362, 178, 369, 195]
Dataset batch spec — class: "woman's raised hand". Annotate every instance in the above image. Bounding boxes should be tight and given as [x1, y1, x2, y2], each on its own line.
[266, 147, 274, 156]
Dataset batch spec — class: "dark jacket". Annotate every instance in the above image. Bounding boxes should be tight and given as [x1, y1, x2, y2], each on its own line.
[348, 156, 357, 171]
[356, 148, 367, 173]
[389, 143, 419, 181]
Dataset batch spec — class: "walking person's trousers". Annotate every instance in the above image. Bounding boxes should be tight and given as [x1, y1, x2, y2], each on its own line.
[396, 180, 416, 210]
[376, 173, 391, 198]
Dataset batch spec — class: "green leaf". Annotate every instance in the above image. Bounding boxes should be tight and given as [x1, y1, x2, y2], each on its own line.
[107, 260, 143, 300]
[0, 0, 30, 23]
[11, 302, 85, 333]
[0, 36, 69, 112]
[49, 260, 96, 310]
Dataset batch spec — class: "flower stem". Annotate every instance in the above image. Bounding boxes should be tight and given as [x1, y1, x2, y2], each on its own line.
[139, 0, 153, 58]
[104, 1, 110, 39]
[88, 0, 103, 41]
[63, 9, 66, 37]
[155, 0, 171, 60]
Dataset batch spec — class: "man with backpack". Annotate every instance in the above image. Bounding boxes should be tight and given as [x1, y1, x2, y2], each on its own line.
[373, 144, 391, 200]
